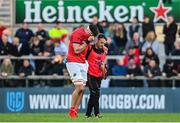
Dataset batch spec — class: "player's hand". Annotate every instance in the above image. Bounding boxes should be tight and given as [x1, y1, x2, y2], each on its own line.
[88, 36, 95, 42]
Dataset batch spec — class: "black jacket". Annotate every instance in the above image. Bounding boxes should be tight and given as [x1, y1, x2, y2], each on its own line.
[19, 65, 34, 76]
[129, 24, 140, 39]
[142, 54, 160, 66]
[127, 66, 142, 76]
[163, 63, 176, 77]
[113, 29, 127, 48]
[94, 23, 104, 33]
[0, 39, 13, 55]
[144, 65, 161, 77]
[171, 49, 180, 66]
[15, 28, 34, 44]
[42, 62, 65, 75]
[11, 43, 29, 56]
[163, 22, 178, 43]
[36, 29, 49, 44]
[142, 22, 155, 38]
[43, 44, 55, 56]
[30, 44, 44, 56]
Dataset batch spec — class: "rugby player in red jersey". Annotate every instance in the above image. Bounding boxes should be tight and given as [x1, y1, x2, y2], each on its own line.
[85, 34, 108, 118]
[66, 24, 98, 118]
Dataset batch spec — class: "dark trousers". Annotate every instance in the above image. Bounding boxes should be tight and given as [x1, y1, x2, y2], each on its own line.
[164, 42, 174, 55]
[86, 74, 102, 116]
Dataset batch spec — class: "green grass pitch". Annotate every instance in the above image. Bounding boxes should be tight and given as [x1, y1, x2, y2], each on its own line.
[0, 113, 180, 122]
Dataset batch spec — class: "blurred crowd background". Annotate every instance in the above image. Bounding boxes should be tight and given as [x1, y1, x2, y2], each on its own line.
[0, 15, 180, 88]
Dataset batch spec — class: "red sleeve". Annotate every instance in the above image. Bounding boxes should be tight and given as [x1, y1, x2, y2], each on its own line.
[123, 55, 128, 66]
[135, 48, 140, 56]
[60, 34, 68, 42]
[134, 56, 140, 65]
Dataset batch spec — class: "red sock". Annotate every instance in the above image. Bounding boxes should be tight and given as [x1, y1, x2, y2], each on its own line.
[75, 108, 78, 114]
[70, 107, 75, 111]
[68, 107, 77, 118]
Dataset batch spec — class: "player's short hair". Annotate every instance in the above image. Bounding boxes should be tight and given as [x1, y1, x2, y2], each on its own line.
[88, 24, 99, 36]
[97, 33, 107, 41]
[56, 21, 61, 25]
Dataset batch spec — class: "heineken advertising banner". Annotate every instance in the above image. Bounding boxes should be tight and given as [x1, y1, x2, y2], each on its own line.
[1, 88, 180, 113]
[15, 0, 180, 24]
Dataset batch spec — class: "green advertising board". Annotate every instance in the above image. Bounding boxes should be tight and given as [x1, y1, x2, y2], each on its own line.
[15, 0, 180, 23]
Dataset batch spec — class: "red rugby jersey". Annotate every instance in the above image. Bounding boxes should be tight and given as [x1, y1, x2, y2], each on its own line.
[67, 27, 90, 63]
[87, 45, 108, 77]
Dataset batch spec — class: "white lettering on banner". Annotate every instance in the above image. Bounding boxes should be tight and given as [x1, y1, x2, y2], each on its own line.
[131, 95, 138, 109]
[29, 94, 71, 109]
[139, 94, 146, 109]
[23, 1, 144, 23]
[57, 1, 65, 22]
[43, 6, 57, 23]
[116, 95, 123, 109]
[98, 1, 114, 22]
[109, 95, 116, 109]
[29, 94, 165, 110]
[101, 95, 108, 109]
[83, 6, 97, 22]
[155, 95, 165, 109]
[49, 95, 59, 109]
[67, 6, 82, 22]
[129, 5, 144, 21]
[146, 95, 154, 109]
[124, 95, 131, 109]
[114, 6, 129, 22]
[60, 95, 69, 109]
[24, 1, 41, 22]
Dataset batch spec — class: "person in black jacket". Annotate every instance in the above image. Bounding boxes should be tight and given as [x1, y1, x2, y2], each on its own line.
[36, 23, 49, 45]
[18, 59, 34, 87]
[0, 31, 13, 55]
[41, 55, 65, 86]
[163, 16, 178, 55]
[171, 39, 180, 65]
[29, 36, 44, 75]
[29, 36, 44, 56]
[11, 37, 29, 56]
[128, 17, 141, 40]
[162, 59, 176, 77]
[19, 59, 34, 77]
[142, 16, 155, 39]
[126, 59, 143, 87]
[15, 22, 34, 49]
[162, 59, 177, 87]
[43, 39, 55, 57]
[144, 60, 161, 87]
[113, 23, 127, 54]
[92, 16, 104, 33]
[142, 48, 159, 66]
[11, 37, 29, 74]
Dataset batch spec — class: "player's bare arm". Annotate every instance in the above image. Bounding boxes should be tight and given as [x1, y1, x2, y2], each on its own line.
[72, 42, 87, 54]
[72, 36, 95, 54]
